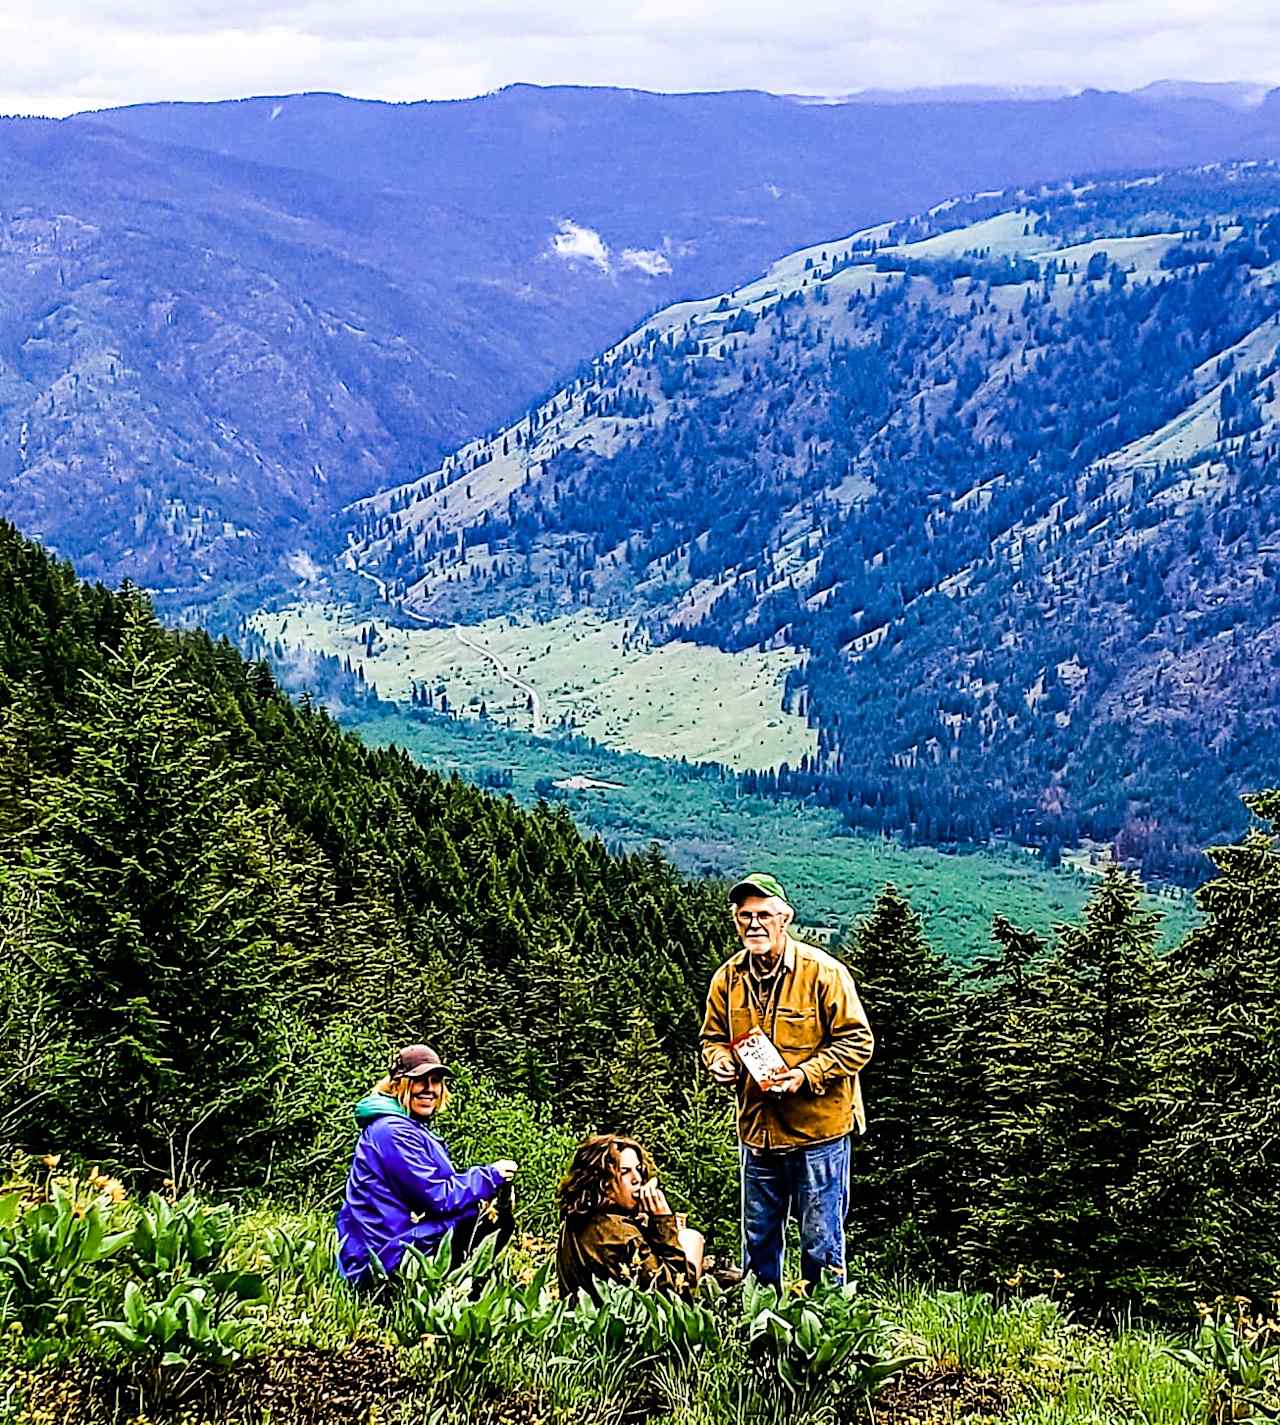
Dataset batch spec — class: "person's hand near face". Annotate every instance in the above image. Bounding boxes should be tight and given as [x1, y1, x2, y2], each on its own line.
[633, 1176, 672, 1217]
[610, 1146, 672, 1215]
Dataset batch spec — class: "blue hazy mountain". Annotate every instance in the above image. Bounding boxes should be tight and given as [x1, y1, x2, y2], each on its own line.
[85, 85, 1280, 312]
[1, 84, 1279, 598]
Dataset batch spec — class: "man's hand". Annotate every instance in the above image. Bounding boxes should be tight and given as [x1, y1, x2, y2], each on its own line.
[708, 1054, 738, 1086]
[766, 1069, 806, 1094]
[493, 1159, 519, 1180]
[635, 1177, 672, 1216]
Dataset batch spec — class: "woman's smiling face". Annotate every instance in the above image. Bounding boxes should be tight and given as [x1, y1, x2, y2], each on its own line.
[407, 1072, 445, 1119]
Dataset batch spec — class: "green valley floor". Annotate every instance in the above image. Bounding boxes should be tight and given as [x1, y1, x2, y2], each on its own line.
[348, 708, 1197, 962]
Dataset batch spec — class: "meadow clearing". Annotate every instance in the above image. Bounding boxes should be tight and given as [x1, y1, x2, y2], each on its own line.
[251, 602, 815, 771]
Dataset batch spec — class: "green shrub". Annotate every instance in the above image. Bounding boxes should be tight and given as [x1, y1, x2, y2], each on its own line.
[389, 1233, 532, 1407]
[96, 1272, 267, 1371]
[652, 1074, 740, 1256]
[390, 1231, 503, 1350]
[126, 1192, 232, 1280]
[739, 1274, 917, 1421]
[567, 1277, 718, 1363]
[1163, 1307, 1280, 1424]
[0, 1177, 131, 1335]
[436, 1073, 578, 1237]
[259, 1216, 339, 1295]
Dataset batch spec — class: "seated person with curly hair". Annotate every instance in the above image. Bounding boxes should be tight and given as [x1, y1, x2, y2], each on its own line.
[556, 1134, 705, 1304]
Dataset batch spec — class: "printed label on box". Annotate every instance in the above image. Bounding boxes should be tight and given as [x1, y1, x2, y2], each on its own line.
[730, 1024, 788, 1088]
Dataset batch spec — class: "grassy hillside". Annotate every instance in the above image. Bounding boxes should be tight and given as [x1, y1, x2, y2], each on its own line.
[251, 602, 814, 769]
[349, 708, 1197, 960]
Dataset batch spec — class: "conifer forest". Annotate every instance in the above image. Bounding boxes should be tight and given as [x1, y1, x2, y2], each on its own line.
[4, 522, 1280, 1422]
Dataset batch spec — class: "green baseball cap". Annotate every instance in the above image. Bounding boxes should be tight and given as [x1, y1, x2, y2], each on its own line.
[728, 872, 790, 906]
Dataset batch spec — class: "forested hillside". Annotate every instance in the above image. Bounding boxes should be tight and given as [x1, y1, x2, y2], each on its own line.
[4, 86, 1280, 598]
[4, 524, 1280, 1317]
[348, 164, 1280, 881]
[0, 520, 737, 1191]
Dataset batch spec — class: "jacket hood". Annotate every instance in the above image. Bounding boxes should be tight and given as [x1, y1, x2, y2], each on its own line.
[353, 1091, 410, 1126]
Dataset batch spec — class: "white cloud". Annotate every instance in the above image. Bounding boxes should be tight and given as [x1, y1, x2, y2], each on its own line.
[551, 219, 611, 272]
[550, 227, 685, 279]
[620, 247, 673, 276]
[1, 1, 1278, 117]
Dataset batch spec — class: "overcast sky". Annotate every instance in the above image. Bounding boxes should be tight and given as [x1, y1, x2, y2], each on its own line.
[4, 0, 1279, 118]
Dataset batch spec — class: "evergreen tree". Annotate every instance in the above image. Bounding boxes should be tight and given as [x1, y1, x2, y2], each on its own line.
[847, 885, 964, 1261]
[954, 915, 1047, 1275]
[963, 869, 1174, 1305]
[1158, 791, 1280, 1297]
[605, 1007, 673, 1146]
[3, 598, 321, 1179]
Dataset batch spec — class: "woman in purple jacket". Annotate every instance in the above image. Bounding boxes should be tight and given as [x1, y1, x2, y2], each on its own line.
[336, 1044, 518, 1286]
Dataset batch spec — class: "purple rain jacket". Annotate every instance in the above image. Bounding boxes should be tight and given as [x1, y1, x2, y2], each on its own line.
[336, 1091, 506, 1282]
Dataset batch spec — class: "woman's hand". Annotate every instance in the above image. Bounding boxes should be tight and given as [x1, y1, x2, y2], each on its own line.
[493, 1159, 519, 1180]
[635, 1177, 672, 1217]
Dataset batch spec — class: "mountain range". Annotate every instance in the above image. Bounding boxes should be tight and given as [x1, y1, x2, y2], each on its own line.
[4, 84, 1280, 602]
[344, 163, 1280, 879]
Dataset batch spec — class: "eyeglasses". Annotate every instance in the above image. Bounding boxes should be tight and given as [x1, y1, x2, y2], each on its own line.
[735, 911, 779, 929]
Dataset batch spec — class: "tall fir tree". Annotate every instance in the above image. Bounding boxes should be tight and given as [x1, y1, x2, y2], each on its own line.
[953, 915, 1048, 1276]
[846, 884, 964, 1261]
[4, 596, 326, 1179]
[962, 869, 1177, 1306]
[606, 1007, 674, 1146]
[1158, 791, 1280, 1298]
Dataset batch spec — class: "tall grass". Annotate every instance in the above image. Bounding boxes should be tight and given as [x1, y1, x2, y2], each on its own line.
[881, 1283, 1205, 1424]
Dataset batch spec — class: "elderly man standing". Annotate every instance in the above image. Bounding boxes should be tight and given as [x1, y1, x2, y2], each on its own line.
[700, 872, 873, 1291]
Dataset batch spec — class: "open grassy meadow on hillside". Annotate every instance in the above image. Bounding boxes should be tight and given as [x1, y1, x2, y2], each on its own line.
[253, 602, 815, 770]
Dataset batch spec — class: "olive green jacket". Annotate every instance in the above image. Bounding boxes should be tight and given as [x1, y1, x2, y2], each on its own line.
[700, 935, 874, 1151]
[556, 1209, 692, 1304]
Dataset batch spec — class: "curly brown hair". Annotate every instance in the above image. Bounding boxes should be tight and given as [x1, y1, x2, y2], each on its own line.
[557, 1134, 655, 1220]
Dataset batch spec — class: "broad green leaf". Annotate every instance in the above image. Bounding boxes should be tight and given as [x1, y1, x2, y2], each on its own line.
[0, 1192, 21, 1229]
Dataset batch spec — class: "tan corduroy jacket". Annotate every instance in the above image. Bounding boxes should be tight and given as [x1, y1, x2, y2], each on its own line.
[700, 935, 874, 1151]
[556, 1210, 692, 1305]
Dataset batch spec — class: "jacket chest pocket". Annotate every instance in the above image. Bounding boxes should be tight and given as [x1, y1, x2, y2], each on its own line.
[773, 1008, 818, 1051]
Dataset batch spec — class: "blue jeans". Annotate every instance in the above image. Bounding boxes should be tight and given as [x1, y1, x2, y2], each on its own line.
[740, 1135, 851, 1290]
